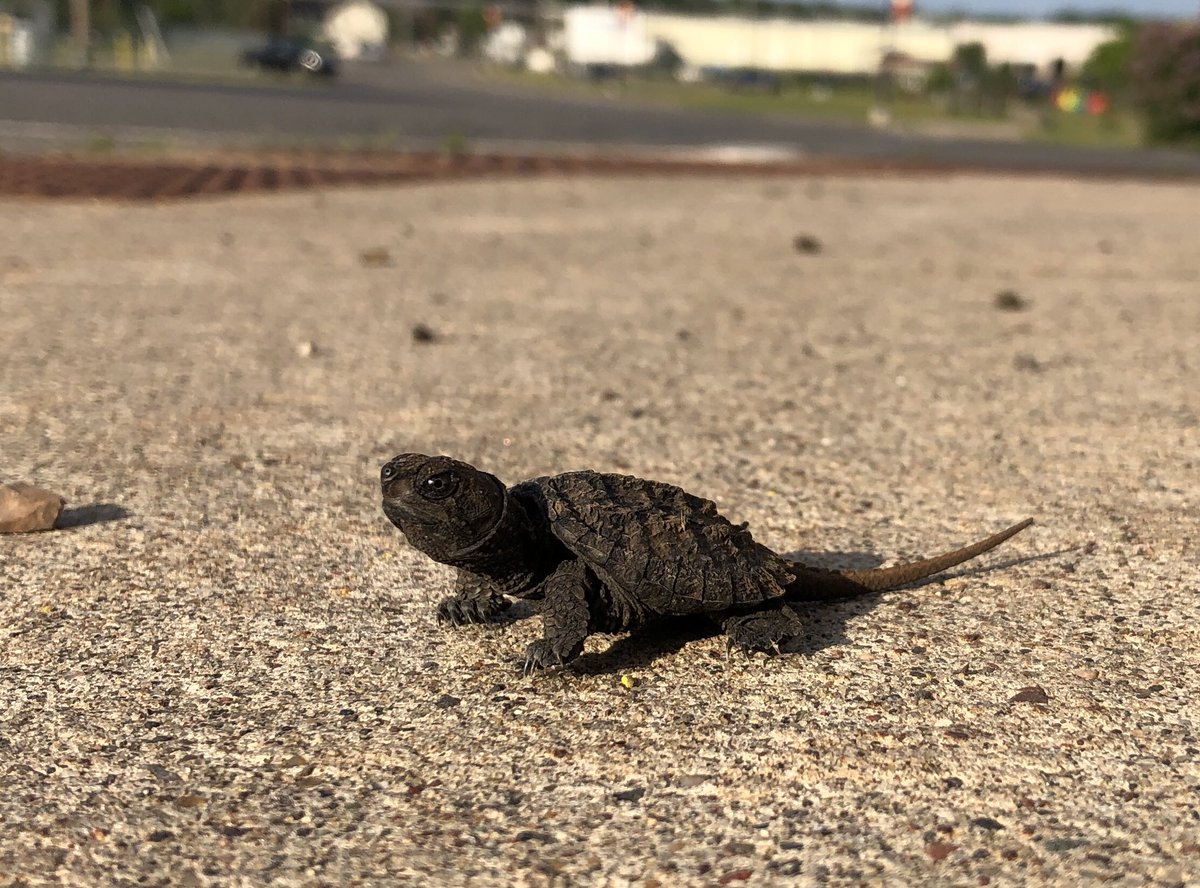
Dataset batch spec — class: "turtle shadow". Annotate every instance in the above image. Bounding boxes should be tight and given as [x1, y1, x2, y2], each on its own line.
[781, 548, 886, 571]
[569, 546, 1073, 675]
[571, 616, 719, 675]
[55, 503, 131, 529]
[569, 606, 864, 675]
[499, 599, 539, 623]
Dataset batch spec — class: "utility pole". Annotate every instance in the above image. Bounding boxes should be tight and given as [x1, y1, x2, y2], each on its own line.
[70, 0, 90, 68]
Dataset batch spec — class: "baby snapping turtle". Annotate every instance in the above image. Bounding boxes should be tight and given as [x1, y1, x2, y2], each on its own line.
[381, 454, 1032, 672]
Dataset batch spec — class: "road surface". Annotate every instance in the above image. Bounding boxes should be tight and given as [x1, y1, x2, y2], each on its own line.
[3, 60, 1200, 176]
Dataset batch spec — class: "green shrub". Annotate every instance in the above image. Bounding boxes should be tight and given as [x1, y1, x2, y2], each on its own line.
[1129, 23, 1200, 143]
[1082, 31, 1134, 92]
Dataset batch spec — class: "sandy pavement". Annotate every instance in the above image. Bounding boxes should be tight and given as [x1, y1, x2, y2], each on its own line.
[1, 173, 1198, 887]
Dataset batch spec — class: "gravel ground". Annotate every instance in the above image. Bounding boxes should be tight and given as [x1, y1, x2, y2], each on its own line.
[1, 174, 1197, 887]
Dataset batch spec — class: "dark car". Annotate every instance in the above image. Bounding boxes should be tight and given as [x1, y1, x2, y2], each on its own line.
[240, 37, 338, 76]
[700, 66, 783, 95]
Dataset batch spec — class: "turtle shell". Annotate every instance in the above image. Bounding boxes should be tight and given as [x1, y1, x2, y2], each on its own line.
[535, 471, 795, 615]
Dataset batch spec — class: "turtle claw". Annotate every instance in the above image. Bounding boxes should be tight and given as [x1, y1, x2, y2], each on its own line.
[725, 637, 758, 661]
[435, 603, 461, 627]
[519, 638, 582, 675]
[436, 594, 507, 628]
[522, 640, 560, 675]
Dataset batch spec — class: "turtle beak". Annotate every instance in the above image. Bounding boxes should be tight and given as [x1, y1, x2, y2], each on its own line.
[381, 494, 415, 529]
[381, 490, 442, 529]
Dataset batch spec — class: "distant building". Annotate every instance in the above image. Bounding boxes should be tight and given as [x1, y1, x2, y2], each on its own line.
[0, 0, 53, 68]
[323, 0, 389, 60]
[880, 50, 936, 94]
[563, 4, 657, 69]
[0, 13, 34, 67]
[561, 6, 1118, 80]
[945, 21, 1116, 73]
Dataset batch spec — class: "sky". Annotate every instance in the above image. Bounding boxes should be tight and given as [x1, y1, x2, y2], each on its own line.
[895, 0, 1197, 16]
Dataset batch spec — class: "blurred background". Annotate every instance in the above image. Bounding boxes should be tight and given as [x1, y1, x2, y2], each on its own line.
[1, 0, 1199, 169]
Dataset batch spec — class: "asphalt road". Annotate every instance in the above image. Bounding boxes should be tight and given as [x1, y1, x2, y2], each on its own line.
[3, 59, 1200, 176]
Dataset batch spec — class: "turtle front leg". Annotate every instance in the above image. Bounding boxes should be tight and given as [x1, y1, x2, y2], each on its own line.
[436, 571, 511, 627]
[522, 560, 592, 674]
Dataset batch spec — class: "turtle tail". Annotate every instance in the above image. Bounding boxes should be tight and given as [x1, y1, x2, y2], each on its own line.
[785, 518, 1034, 602]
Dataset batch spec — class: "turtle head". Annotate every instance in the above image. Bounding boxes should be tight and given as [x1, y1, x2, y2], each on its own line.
[380, 453, 508, 563]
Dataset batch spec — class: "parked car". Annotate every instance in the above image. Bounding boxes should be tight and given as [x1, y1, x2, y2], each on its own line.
[699, 66, 783, 95]
[239, 37, 338, 76]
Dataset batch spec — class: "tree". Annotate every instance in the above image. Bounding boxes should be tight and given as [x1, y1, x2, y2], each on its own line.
[1081, 29, 1134, 93]
[1049, 9, 1136, 28]
[1129, 22, 1200, 143]
[953, 42, 987, 78]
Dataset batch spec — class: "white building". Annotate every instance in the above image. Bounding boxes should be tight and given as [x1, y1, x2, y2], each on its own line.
[562, 6, 1119, 78]
[2, 0, 54, 66]
[323, 0, 389, 60]
[946, 21, 1117, 72]
[563, 4, 657, 68]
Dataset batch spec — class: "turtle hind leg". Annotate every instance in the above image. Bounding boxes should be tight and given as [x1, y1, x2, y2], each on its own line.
[721, 603, 806, 656]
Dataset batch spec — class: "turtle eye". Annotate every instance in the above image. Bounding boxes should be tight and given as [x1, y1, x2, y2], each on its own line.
[381, 463, 397, 482]
[420, 471, 458, 500]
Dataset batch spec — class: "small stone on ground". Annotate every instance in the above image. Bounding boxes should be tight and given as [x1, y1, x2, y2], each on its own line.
[0, 482, 65, 533]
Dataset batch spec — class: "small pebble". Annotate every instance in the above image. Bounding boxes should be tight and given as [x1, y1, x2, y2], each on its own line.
[412, 324, 439, 344]
[1009, 686, 1049, 705]
[0, 482, 65, 533]
[1043, 837, 1087, 853]
[926, 841, 957, 861]
[718, 869, 753, 884]
[146, 764, 181, 783]
[792, 234, 822, 254]
[1013, 354, 1046, 373]
[359, 247, 392, 267]
[994, 290, 1029, 311]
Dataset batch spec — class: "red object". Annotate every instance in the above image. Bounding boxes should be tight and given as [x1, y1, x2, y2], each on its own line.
[891, 0, 914, 22]
[1087, 91, 1110, 115]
